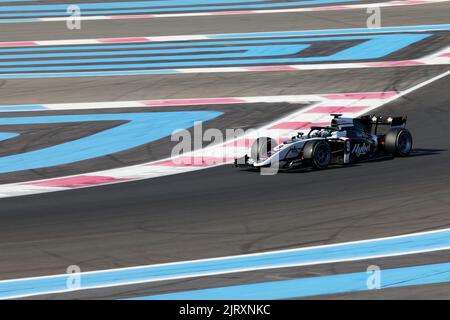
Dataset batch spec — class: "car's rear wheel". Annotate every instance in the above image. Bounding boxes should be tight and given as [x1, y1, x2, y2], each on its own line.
[250, 137, 277, 161]
[303, 140, 331, 170]
[385, 128, 413, 157]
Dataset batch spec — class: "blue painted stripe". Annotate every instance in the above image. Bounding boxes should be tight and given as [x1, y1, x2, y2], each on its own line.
[0, 34, 430, 73]
[0, 46, 247, 59]
[1, 39, 310, 55]
[0, 105, 45, 111]
[0, 111, 221, 173]
[0, 228, 449, 299]
[0, 25, 447, 54]
[0, 44, 309, 66]
[0, 132, 18, 141]
[210, 24, 450, 39]
[0, 43, 310, 60]
[133, 262, 450, 300]
[0, 34, 426, 60]
[0, 0, 357, 18]
[0, 18, 38, 22]
[0, 0, 38, 2]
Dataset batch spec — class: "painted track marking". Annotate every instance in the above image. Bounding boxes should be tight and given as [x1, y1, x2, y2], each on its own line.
[132, 261, 450, 300]
[0, 112, 222, 173]
[0, 34, 430, 72]
[0, 24, 448, 78]
[1, 227, 450, 299]
[0, 70, 449, 198]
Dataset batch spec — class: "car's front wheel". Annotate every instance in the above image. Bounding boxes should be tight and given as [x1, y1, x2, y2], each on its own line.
[303, 140, 331, 170]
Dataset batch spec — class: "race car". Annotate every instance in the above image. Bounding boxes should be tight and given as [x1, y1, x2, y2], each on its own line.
[234, 114, 413, 171]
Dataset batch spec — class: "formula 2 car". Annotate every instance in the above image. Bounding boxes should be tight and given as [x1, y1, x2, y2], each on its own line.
[234, 114, 413, 171]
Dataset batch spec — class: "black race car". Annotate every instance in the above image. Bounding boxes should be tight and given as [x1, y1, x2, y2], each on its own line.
[235, 114, 413, 171]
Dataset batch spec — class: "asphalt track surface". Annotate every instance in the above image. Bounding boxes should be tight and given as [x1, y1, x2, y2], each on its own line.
[0, 1, 449, 299]
[7, 74, 450, 299]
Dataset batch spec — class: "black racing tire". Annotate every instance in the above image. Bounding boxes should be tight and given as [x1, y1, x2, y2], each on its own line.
[250, 137, 277, 161]
[303, 140, 331, 170]
[385, 128, 413, 157]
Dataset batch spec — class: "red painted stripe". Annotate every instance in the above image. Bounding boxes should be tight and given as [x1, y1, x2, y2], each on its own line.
[141, 98, 246, 106]
[306, 106, 368, 113]
[365, 60, 425, 67]
[30, 175, 128, 188]
[0, 41, 37, 48]
[322, 92, 398, 100]
[309, 5, 350, 11]
[223, 137, 287, 148]
[269, 121, 329, 130]
[149, 156, 234, 167]
[439, 53, 450, 57]
[245, 65, 298, 71]
[98, 37, 150, 43]
[400, 0, 428, 4]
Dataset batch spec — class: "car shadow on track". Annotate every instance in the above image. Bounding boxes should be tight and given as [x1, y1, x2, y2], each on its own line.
[235, 148, 445, 175]
[408, 148, 446, 157]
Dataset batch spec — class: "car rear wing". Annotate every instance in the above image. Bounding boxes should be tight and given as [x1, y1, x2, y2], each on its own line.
[359, 114, 406, 128]
[369, 115, 406, 126]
